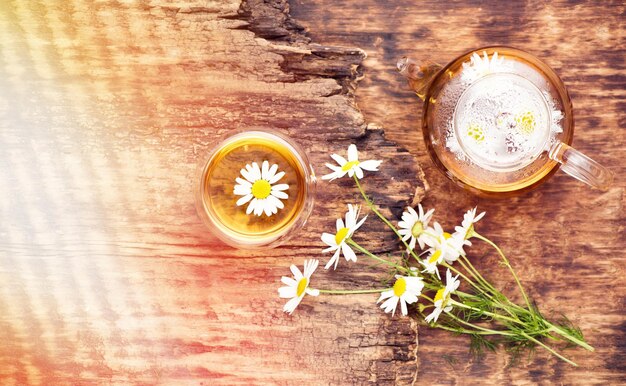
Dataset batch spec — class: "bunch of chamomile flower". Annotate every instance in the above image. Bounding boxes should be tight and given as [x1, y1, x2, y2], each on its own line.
[278, 144, 593, 366]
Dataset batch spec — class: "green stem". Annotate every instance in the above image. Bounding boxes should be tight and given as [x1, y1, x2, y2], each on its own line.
[318, 288, 391, 295]
[347, 239, 409, 273]
[547, 324, 595, 351]
[442, 262, 489, 296]
[474, 233, 533, 312]
[451, 300, 523, 325]
[432, 323, 509, 336]
[353, 176, 421, 261]
[458, 255, 498, 294]
[520, 332, 578, 367]
[447, 313, 515, 336]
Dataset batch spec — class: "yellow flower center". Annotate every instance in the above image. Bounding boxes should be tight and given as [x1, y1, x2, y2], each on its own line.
[335, 227, 350, 245]
[411, 221, 424, 238]
[467, 123, 485, 143]
[341, 160, 360, 171]
[443, 232, 452, 240]
[516, 111, 536, 134]
[251, 179, 271, 199]
[393, 277, 407, 297]
[428, 249, 442, 264]
[296, 278, 308, 297]
[434, 288, 447, 305]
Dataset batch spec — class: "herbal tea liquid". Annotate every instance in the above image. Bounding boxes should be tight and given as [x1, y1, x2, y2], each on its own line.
[199, 132, 308, 244]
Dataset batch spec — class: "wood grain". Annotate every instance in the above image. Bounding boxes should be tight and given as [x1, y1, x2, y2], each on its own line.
[290, 0, 626, 384]
[0, 0, 428, 384]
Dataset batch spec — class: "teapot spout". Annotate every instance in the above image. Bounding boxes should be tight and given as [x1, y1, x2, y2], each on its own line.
[397, 57, 442, 101]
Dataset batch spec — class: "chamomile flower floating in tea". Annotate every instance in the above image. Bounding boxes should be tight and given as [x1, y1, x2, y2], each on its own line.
[397, 204, 435, 251]
[322, 144, 382, 181]
[460, 51, 508, 83]
[378, 275, 425, 316]
[278, 259, 320, 315]
[195, 129, 315, 248]
[234, 160, 289, 217]
[425, 269, 460, 324]
[321, 204, 367, 270]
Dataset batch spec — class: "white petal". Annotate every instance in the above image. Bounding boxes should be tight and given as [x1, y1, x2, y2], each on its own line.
[236, 194, 253, 206]
[262, 200, 273, 216]
[352, 214, 367, 232]
[303, 259, 319, 277]
[240, 167, 255, 182]
[321, 170, 342, 181]
[402, 293, 418, 305]
[251, 162, 262, 180]
[254, 203, 264, 216]
[271, 191, 288, 200]
[321, 232, 337, 247]
[281, 276, 297, 286]
[336, 218, 345, 231]
[380, 296, 399, 315]
[306, 288, 319, 296]
[400, 299, 408, 316]
[408, 236, 416, 251]
[246, 198, 257, 215]
[278, 286, 296, 298]
[290, 264, 303, 281]
[347, 144, 358, 162]
[267, 194, 284, 210]
[261, 160, 269, 180]
[325, 248, 341, 270]
[269, 170, 285, 184]
[341, 243, 357, 262]
[235, 177, 252, 188]
[283, 296, 302, 314]
[354, 166, 364, 179]
[266, 163, 278, 180]
[377, 289, 394, 303]
[322, 244, 339, 253]
[272, 183, 289, 191]
[358, 159, 382, 171]
[330, 153, 348, 166]
[234, 185, 252, 196]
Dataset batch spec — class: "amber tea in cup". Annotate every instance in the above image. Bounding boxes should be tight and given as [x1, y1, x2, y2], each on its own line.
[195, 129, 316, 248]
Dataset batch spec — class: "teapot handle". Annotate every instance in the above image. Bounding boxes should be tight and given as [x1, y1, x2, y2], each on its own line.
[548, 142, 614, 191]
[396, 57, 442, 101]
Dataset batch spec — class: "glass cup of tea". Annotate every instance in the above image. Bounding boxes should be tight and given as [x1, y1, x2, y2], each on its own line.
[397, 46, 613, 196]
[195, 129, 316, 248]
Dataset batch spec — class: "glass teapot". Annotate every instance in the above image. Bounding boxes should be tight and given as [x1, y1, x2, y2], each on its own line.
[397, 46, 613, 196]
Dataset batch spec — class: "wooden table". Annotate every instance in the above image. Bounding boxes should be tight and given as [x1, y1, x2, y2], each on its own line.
[0, 0, 623, 384]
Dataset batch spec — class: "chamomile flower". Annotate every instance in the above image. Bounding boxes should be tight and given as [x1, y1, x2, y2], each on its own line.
[421, 247, 445, 279]
[425, 269, 460, 323]
[234, 160, 289, 217]
[397, 204, 435, 252]
[278, 259, 320, 315]
[424, 222, 466, 264]
[321, 204, 367, 270]
[322, 144, 382, 181]
[461, 51, 508, 83]
[453, 207, 486, 246]
[378, 275, 425, 316]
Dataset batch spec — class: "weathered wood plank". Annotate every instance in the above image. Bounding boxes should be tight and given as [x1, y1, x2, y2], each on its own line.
[0, 0, 428, 384]
[291, 0, 625, 384]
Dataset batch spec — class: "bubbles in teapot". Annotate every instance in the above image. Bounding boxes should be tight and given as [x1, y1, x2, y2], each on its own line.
[438, 51, 564, 173]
